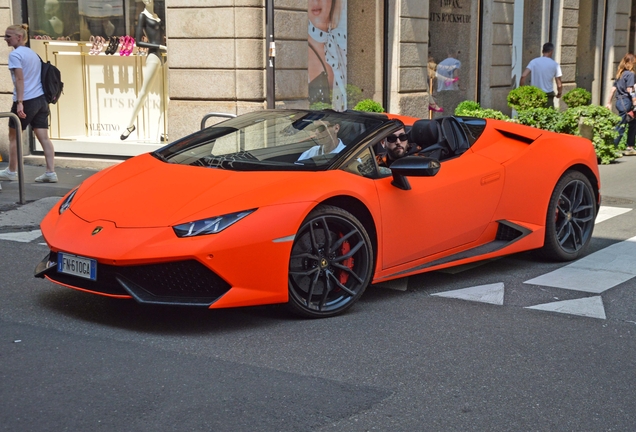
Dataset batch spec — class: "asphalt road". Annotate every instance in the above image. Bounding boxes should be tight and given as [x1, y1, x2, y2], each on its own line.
[1, 157, 636, 431]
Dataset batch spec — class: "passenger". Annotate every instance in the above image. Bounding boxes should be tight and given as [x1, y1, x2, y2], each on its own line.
[376, 124, 414, 168]
[297, 120, 345, 160]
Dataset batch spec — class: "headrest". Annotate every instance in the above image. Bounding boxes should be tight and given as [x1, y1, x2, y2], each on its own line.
[409, 119, 438, 147]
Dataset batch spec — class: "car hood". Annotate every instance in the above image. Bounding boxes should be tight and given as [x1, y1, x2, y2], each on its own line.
[70, 153, 311, 228]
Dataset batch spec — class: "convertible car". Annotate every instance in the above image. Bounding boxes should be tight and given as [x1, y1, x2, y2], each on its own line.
[35, 109, 600, 318]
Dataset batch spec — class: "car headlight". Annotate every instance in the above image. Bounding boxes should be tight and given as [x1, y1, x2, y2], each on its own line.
[173, 209, 256, 238]
[59, 188, 78, 214]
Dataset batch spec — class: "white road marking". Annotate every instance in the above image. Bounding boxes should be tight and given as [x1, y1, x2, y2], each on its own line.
[526, 296, 606, 320]
[524, 235, 636, 293]
[0, 230, 42, 243]
[431, 282, 504, 305]
[596, 206, 632, 224]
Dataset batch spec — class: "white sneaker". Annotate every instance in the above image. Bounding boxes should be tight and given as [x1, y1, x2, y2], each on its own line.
[0, 168, 18, 181]
[35, 172, 58, 183]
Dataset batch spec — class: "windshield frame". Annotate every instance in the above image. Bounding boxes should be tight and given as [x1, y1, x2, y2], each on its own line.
[153, 110, 391, 172]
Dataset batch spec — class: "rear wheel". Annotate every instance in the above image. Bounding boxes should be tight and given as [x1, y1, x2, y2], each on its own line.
[288, 205, 373, 318]
[541, 170, 596, 261]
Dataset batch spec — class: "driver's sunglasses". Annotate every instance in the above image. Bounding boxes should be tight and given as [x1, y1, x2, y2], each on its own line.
[386, 133, 408, 143]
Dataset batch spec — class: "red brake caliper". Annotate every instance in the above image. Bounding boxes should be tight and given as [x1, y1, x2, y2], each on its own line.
[339, 234, 354, 284]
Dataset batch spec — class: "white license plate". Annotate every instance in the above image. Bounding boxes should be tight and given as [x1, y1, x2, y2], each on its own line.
[57, 252, 97, 281]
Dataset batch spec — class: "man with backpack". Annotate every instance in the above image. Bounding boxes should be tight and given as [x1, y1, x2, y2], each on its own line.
[1, 24, 57, 185]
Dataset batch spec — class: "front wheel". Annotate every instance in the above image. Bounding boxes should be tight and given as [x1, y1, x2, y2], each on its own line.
[288, 205, 373, 318]
[541, 170, 597, 261]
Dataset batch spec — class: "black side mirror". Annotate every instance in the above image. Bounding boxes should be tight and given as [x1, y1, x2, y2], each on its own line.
[390, 156, 441, 190]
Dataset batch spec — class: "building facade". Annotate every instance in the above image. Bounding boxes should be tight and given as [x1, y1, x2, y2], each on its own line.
[0, 0, 635, 163]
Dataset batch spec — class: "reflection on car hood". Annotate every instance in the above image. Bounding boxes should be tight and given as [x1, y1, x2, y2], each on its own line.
[70, 153, 301, 228]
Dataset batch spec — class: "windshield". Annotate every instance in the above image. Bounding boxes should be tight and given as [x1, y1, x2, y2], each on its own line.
[155, 110, 386, 171]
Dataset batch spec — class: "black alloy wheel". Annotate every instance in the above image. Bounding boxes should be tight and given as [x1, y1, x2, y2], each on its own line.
[541, 170, 597, 261]
[288, 205, 373, 318]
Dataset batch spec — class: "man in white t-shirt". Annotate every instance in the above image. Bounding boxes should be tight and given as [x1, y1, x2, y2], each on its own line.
[297, 120, 345, 161]
[519, 42, 563, 108]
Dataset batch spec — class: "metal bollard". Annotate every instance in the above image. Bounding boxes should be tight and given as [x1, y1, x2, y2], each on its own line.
[0, 112, 25, 204]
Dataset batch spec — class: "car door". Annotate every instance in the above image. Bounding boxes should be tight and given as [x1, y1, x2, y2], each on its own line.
[376, 150, 505, 269]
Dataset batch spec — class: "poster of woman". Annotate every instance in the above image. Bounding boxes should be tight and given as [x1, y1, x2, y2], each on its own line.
[308, 0, 347, 111]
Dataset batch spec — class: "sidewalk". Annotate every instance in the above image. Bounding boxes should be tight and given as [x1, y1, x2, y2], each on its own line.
[0, 162, 99, 213]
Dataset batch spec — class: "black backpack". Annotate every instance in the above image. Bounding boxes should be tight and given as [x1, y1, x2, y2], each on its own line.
[38, 56, 64, 104]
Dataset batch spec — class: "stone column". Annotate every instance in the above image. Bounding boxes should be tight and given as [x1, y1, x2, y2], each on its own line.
[386, 0, 429, 117]
[271, 0, 310, 109]
[480, 0, 515, 114]
[166, 0, 267, 140]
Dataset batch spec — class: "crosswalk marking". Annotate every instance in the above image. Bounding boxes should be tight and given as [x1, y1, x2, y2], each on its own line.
[431, 283, 504, 305]
[0, 230, 42, 243]
[524, 235, 636, 293]
[595, 206, 632, 224]
[526, 296, 606, 320]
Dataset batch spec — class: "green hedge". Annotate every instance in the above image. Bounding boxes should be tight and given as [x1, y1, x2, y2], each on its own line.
[455, 101, 509, 120]
[353, 99, 385, 113]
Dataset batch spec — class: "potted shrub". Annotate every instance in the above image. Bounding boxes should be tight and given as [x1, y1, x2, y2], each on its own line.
[563, 88, 592, 108]
[507, 86, 548, 111]
[558, 105, 621, 164]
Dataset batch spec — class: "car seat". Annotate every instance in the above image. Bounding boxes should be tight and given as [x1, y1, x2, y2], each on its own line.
[441, 117, 470, 156]
[409, 119, 451, 160]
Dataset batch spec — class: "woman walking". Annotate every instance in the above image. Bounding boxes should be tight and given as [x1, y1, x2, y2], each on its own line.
[606, 53, 636, 156]
[0, 24, 57, 184]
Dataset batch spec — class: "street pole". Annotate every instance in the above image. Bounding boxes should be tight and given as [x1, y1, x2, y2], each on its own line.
[266, 0, 275, 109]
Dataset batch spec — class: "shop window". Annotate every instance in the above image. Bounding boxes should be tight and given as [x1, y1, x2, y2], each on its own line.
[428, 0, 480, 116]
[26, 0, 168, 157]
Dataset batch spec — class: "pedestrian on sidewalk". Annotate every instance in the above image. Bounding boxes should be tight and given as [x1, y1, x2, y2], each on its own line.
[0, 24, 57, 184]
[605, 53, 636, 156]
[519, 42, 563, 108]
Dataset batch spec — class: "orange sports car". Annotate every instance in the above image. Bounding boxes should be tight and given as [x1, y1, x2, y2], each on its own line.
[35, 110, 600, 318]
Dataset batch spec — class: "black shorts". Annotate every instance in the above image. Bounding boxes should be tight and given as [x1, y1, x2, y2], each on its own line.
[8, 95, 50, 131]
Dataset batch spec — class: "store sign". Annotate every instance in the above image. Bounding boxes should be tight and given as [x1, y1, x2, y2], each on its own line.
[430, 0, 471, 23]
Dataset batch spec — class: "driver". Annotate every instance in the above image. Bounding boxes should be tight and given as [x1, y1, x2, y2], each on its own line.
[297, 120, 345, 160]
[376, 122, 414, 168]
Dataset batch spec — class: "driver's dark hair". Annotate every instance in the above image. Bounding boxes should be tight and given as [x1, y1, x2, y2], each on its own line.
[542, 42, 554, 54]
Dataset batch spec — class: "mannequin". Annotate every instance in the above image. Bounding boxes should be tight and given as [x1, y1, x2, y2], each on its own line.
[43, 0, 64, 38]
[120, 0, 167, 140]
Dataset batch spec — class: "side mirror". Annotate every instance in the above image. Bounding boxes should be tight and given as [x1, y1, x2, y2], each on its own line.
[390, 156, 441, 190]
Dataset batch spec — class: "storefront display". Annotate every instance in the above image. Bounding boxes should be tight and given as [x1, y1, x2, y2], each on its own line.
[26, 0, 167, 157]
[428, 0, 479, 116]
